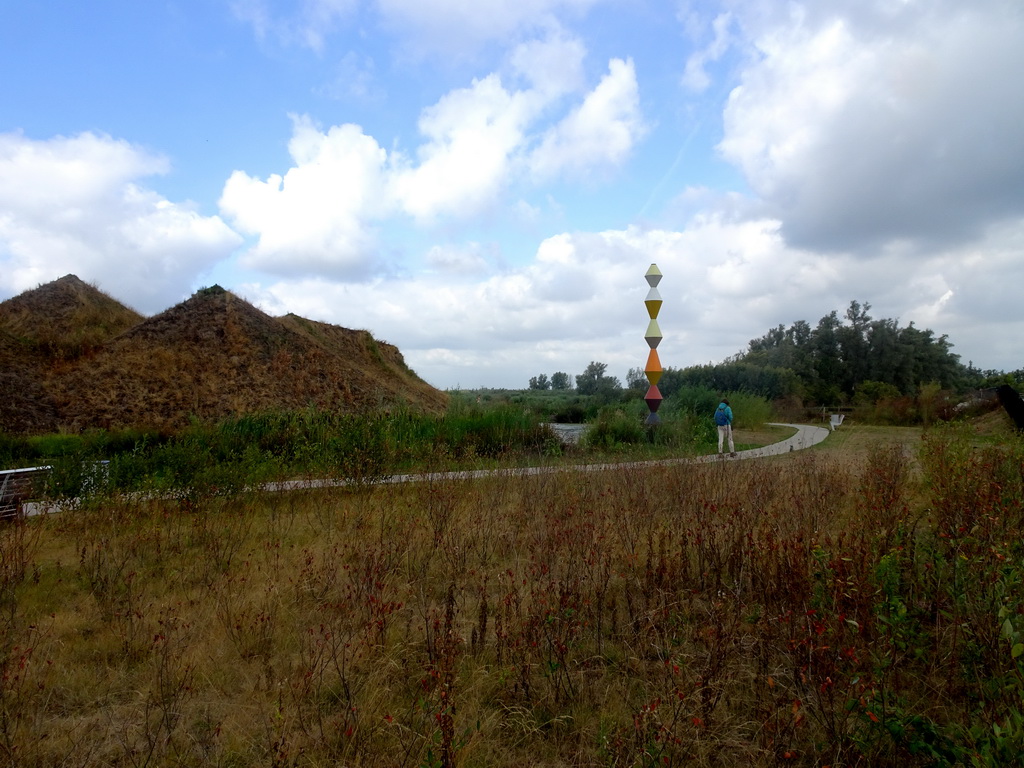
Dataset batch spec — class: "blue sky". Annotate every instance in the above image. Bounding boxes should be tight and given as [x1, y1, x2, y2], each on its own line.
[2, 0, 1022, 389]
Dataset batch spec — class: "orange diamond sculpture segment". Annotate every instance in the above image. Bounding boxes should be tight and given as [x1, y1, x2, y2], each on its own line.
[645, 348, 661, 373]
[645, 348, 662, 385]
[645, 286, 662, 319]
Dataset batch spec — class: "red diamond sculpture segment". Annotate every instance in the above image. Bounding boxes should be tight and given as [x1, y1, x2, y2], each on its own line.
[644, 384, 663, 411]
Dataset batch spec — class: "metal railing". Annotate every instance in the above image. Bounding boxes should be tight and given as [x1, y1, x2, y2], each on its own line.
[0, 466, 51, 519]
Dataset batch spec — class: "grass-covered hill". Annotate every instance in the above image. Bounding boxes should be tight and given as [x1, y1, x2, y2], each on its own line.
[0, 326, 59, 434]
[0, 273, 144, 358]
[0, 276, 446, 433]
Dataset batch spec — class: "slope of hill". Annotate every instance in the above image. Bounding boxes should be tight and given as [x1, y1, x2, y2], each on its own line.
[0, 275, 137, 434]
[0, 328, 59, 434]
[0, 274, 143, 359]
[2, 278, 447, 434]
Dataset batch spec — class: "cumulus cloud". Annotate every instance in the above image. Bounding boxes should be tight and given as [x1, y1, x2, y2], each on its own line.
[221, 44, 646, 273]
[528, 58, 645, 180]
[0, 131, 241, 313]
[243, 194, 1024, 388]
[220, 116, 390, 276]
[241, 216, 792, 386]
[391, 75, 536, 222]
[718, 0, 1024, 252]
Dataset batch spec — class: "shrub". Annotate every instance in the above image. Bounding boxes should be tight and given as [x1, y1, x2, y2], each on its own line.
[584, 406, 645, 449]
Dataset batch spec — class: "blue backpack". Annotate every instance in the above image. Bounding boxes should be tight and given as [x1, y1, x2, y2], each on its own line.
[714, 406, 729, 426]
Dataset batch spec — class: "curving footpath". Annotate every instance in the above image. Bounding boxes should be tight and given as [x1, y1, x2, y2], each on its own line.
[267, 423, 831, 492]
[26, 424, 833, 510]
[692, 422, 831, 463]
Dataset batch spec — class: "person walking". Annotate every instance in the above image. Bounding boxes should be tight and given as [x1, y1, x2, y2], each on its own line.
[715, 398, 736, 457]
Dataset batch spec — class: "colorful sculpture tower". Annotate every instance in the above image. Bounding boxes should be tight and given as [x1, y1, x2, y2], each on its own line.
[643, 264, 663, 426]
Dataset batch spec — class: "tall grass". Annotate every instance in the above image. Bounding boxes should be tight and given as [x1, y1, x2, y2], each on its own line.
[2, 387, 770, 483]
[6, 391, 746, 492]
[4, 405, 565, 498]
[1, 424, 1021, 765]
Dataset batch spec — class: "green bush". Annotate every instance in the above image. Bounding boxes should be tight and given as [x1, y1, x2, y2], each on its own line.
[0, 433, 39, 469]
[584, 406, 645, 450]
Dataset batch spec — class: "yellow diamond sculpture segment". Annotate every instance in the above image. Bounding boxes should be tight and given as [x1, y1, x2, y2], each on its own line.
[645, 286, 662, 319]
[645, 318, 662, 349]
[645, 263, 663, 288]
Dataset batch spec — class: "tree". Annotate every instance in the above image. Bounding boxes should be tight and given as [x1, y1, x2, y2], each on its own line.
[837, 300, 872, 393]
[550, 371, 571, 390]
[729, 301, 973, 404]
[811, 310, 843, 402]
[575, 361, 621, 398]
[625, 367, 647, 393]
[528, 374, 550, 390]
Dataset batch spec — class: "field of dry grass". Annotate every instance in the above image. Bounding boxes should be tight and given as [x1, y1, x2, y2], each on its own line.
[2, 421, 1022, 766]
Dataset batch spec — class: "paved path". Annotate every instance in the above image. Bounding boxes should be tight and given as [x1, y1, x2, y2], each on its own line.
[266, 423, 832, 492]
[24, 424, 832, 511]
[694, 422, 831, 463]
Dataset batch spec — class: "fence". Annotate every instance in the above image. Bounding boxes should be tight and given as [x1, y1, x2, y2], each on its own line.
[0, 466, 51, 519]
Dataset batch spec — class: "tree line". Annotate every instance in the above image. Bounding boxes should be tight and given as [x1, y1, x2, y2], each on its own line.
[530, 362, 622, 397]
[529, 301, 1021, 406]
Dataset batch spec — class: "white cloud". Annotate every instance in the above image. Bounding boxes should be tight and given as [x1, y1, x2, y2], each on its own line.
[219, 116, 390, 276]
[315, 52, 382, 101]
[242, 199, 1024, 388]
[241, 216, 785, 387]
[391, 74, 536, 222]
[375, 0, 602, 59]
[718, 0, 1024, 251]
[231, 0, 358, 52]
[682, 12, 735, 92]
[0, 131, 168, 211]
[0, 132, 241, 313]
[508, 33, 586, 100]
[224, 44, 643, 269]
[528, 58, 645, 180]
[425, 242, 492, 274]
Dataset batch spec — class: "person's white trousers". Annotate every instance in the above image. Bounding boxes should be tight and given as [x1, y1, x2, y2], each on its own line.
[718, 425, 734, 453]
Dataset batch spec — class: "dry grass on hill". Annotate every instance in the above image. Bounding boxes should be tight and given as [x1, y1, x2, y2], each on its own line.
[0, 328, 59, 434]
[0, 277, 447, 434]
[0, 274, 143, 359]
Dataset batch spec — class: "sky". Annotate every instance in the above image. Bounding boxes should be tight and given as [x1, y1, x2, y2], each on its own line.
[1, 0, 1022, 390]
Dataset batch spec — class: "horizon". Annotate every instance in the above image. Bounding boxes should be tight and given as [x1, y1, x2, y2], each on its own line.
[2, 1, 1022, 390]
[6, 272, 1005, 394]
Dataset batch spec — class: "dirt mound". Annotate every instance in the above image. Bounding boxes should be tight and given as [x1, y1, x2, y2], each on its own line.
[0, 328, 59, 434]
[2, 279, 447, 434]
[0, 274, 143, 359]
